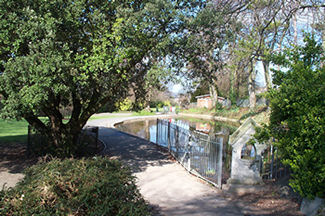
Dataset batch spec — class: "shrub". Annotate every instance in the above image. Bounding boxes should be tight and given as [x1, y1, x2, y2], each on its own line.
[116, 98, 133, 111]
[0, 157, 150, 215]
[133, 110, 153, 116]
[254, 35, 325, 199]
[163, 100, 171, 107]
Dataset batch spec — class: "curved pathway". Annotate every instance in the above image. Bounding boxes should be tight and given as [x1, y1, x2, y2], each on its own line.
[87, 115, 244, 216]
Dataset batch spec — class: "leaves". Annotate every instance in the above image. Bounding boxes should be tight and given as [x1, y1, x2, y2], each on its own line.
[257, 35, 325, 199]
[0, 157, 150, 215]
[0, 0, 194, 155]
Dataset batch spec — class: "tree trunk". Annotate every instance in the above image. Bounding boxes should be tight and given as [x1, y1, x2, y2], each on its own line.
[293, 13, 298, 45]
[229, 67, 237, 104]
[47, 122, 83, 157]
[26, 111, 88, 157]
[262, 60, 272, 90]
[321, 29, 325, 67]
[209, 82, 218, 108]
[248, 59, 257, 110]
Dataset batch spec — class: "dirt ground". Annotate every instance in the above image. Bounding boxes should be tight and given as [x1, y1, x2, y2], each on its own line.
[223, 180, 303, 215]
[0, 142, 303, 215]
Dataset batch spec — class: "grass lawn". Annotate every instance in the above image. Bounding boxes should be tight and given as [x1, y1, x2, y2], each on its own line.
[0, 119, 29, 144]
[0, 113, 134, 144]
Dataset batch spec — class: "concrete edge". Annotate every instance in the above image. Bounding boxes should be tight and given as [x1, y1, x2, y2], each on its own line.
[109, 114, 174, 128]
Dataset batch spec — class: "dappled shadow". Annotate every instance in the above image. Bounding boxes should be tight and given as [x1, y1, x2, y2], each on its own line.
[99, 127, 173, 174]
[0, 142, 37, 174]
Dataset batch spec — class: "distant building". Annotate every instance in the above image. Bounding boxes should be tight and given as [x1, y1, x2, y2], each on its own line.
[196, 94, 213, 109]
[196, 94, 231, 109]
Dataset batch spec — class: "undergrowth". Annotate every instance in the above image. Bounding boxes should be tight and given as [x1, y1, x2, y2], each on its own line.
[0, 157, 150, 216]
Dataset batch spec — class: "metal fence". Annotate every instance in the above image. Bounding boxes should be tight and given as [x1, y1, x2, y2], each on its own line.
[260, 145, 290, 180]
[156, 119, 224, 187]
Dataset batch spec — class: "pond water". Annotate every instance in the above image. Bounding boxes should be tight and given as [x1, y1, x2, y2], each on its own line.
[115, 117, 238, 143]
[115, 117, 239, 184]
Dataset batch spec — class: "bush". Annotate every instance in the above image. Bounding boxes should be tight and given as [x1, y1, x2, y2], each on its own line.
[133, 110, 153, 116]
[116, 98, 133, 111]
[0, 157, 150, 215]
[255, 35, 325, 199]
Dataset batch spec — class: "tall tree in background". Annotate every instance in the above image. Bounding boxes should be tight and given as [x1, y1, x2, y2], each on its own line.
[174, 0, 247, 106]
[0, 0, 201, 156]
[177, 0, 325, 109]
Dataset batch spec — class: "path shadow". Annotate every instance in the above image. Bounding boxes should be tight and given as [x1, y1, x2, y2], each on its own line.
[0, 135, 27, 144]
[98, 127, 173, 174]
[0, 142, 36, 173]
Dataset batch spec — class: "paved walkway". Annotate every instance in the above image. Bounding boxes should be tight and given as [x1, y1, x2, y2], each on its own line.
[87, 115, 243, 216]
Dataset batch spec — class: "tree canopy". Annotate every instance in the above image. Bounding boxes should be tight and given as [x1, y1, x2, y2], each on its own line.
[0, 0, 202, 156]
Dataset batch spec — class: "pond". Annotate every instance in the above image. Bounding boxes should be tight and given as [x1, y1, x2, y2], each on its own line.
[115, 117, 239, 185]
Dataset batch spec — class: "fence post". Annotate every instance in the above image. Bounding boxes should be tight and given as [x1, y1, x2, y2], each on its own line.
[188, 134, 191, 171]
[275, 147, 278, 179]
[27, 125, 31, 156]
[217, 138, 223, 188]
[270, 144, 274, 179]
[175, 125, 179, 158]
[95, 127, 99, 150]
[167, 121, 171, 152]
[156, 119, 159, 144]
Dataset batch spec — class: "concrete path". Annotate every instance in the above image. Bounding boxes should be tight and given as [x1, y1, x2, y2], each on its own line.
[87, 115, 243, 216]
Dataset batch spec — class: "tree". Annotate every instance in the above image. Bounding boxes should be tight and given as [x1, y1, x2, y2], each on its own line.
[256, 35, 325, 199]
[172, 0, 246, 106]
[0, 0, 200, 156]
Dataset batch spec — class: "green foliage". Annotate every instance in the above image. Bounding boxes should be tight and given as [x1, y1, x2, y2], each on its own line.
[215, 102, 223, 111]
[0, 157, 150, 215]
[132, 110, 153, 116]
[256, 35, 325, 199]
[0, 0, 198, 156]
[149, 100, 171, 109]
[163, 100, 171, 107]
[116, 98, 132, 112]
[149, 100, 163, 108]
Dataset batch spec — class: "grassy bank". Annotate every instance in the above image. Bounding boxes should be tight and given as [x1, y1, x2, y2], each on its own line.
[181, 106, 270, 124]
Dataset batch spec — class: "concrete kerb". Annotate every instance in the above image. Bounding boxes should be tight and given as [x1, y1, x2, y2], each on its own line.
[109, 114, 174, 129]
